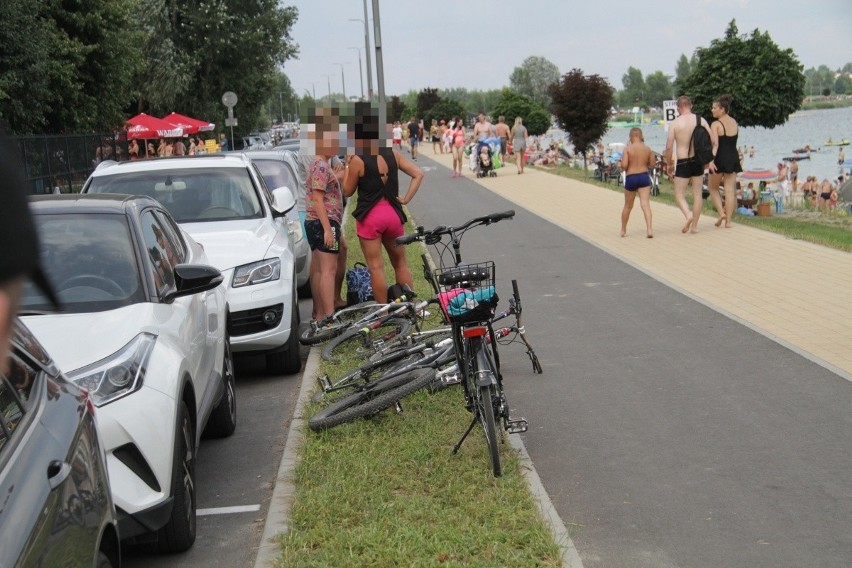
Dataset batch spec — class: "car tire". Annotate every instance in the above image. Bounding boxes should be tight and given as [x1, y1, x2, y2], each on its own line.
[157, 401, 196, 552]
[266, 288, 301, 375]
[96, 551, 114, 568]
[297, 277, 312, 299]
[203, 332, 237, 439]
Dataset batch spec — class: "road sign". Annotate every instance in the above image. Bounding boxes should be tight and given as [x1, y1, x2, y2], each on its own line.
[225, 118, 238, 127]
[663, 100, 678, 131]
[222, 91, 238, 108]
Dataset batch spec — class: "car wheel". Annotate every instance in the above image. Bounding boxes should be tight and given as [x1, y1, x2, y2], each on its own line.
[157, 401, 196, 552]
[266, 288, 301, 375]
[203, 332, 237, 438]
[297, 277, 312, 299]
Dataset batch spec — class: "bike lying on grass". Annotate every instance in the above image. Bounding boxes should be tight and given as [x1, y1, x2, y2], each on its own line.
[395, 210, 542, 477]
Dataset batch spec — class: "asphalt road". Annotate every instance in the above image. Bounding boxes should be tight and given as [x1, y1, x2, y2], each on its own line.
[407, 155, 852, 567]
[122, 301, 312, 568]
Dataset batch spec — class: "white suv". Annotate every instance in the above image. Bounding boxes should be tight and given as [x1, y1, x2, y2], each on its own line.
[84, 154, 302, 374]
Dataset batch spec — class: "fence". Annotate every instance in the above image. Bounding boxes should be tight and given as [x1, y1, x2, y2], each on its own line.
[14, 132, 129, 195]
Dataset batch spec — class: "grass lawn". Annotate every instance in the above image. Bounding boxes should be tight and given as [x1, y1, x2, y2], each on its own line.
[277, 214, 561, 567]
[546, 163, 852, 253]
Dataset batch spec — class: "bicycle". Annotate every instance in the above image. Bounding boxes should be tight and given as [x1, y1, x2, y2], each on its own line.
[396, 210, 541, 477]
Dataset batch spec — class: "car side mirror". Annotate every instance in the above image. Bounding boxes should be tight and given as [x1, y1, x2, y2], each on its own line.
[271, 186, 296, 217]
[165, 264, 223, 302]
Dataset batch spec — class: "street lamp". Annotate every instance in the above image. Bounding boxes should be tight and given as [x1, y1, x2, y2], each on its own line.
[277, 91, 284, 125]
[350, 3, 373, 100]
[323, 74, 332, 101]
[333, 62, 348, 101]
[349, 47, 365, 100]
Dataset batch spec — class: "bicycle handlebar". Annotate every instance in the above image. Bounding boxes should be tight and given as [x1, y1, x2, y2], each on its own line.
[396, 210, 515, 246]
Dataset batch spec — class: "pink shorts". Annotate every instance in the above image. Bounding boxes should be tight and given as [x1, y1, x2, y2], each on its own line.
[356, 199, 404, 240]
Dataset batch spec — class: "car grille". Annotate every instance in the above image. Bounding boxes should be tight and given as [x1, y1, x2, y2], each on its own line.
[230, 303, 284, 336]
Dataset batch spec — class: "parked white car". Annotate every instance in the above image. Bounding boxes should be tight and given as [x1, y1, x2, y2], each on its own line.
[241, 149, 311, 296]
[21, 194, 234, 552]
[83, 154, 302, 374]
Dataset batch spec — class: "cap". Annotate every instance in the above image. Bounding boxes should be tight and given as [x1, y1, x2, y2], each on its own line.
[0, 127, 60, 308]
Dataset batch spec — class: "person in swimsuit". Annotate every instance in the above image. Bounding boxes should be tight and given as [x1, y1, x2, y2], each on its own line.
[343, 107, 424, 303]
[511, 116, 528, 174]
[818, 178, 833, 210]
[707, 94, 743, 228]
[620, 127, 656, 238]
[450, 117, 466, 177]
[663, 96, 717, 233]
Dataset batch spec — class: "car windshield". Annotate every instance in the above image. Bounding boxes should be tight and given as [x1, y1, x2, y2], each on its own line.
[22, 214, 145, 313]
[86, 167, 263, 223]
[254, 159, 299, 193]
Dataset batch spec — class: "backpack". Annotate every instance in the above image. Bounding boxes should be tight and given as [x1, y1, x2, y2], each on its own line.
[345, 263, 373, 305]
[690, 114, 714, 165]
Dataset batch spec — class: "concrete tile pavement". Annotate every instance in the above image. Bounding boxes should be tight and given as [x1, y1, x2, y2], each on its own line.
[420, 149, 852, 381]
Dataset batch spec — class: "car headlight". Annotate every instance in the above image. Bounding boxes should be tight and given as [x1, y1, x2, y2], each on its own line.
[286, 215, 304, 242]
[232, 258, 281, 287]
[67, 333, 156, 406]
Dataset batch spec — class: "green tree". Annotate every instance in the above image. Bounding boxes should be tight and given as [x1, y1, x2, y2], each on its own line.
[490, 89, 550, 135]
[0, 0, 141, 134]
[674, 53, 697, 88]
[387, 96, 406, 124]
[678, 20, 805, 128]
[422, 99, 466, 129]
[834, 74, 852, 95]
[268, 73, 298, 124]
[509, 56, 560, 108]
[805, 65, 836, 98]
[619, 67, 645, 107]
[550, 69, 614, 169]
[415, 87, 441, 120]
[644, 71, 674, 108]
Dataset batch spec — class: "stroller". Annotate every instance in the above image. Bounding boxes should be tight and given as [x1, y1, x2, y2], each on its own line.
[474, 137, 501, 178]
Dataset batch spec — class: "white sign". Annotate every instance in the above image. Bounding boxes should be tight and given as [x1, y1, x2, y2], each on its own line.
[663, 100, 679, 131]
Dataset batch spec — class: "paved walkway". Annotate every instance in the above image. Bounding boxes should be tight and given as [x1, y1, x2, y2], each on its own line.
[423, 149, 852, 380]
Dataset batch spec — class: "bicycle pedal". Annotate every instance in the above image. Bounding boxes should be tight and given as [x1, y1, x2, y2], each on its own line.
[440, 372, 461, 386]
[317, 374, 332, 392]
[507, 418, 528, 434]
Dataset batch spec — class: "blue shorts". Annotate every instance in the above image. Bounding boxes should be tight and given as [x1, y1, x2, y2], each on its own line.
[624, 172, 651, 191]
[409, 136, 418, 147]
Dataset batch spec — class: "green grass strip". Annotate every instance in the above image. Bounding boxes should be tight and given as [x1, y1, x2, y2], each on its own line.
[277, 212, 561, 567]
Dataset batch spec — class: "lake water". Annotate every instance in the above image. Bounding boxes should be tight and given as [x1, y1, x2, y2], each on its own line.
[553, 106, 852, 182]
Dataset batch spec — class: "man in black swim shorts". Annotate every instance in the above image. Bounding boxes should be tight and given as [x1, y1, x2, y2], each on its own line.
[663, 96, 716, 233]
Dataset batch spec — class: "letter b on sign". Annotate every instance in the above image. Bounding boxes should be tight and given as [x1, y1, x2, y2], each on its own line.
[664, 107, 677, 122]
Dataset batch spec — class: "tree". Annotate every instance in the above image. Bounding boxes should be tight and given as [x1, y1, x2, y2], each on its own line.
[509, 56, 560, 108]
[834, 74, 852, 95]
[422, 99, 466, 130]
[674, 53, 697, 92]
[550, 69, 614, 169]
[0, 0, 141, 134]
[490, 89, 550, 135]
[677, 20, 805, 128]
[387, 96, 406, 124]
[644, 71, 673, 108]
[805, 65, 836, 97]
[619, 67, 645, 107]
[415, 88, 441, 120]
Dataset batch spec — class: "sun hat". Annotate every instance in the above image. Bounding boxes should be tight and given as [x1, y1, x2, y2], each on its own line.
[0, 127, 60, 307]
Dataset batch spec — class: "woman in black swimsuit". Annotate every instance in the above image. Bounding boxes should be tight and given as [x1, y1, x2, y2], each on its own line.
[708, 94, 743, 228]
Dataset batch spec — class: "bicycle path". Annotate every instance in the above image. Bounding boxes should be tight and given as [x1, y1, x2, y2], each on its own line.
[423, 150, 852, 381]
[406, 151, 852, 567]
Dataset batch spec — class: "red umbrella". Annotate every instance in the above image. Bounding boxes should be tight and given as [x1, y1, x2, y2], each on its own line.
[161, 112, 215, 135]
[125, 113, 184, 140]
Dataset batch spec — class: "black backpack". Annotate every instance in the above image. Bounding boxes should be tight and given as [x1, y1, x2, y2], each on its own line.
[690, 114, 714, 165]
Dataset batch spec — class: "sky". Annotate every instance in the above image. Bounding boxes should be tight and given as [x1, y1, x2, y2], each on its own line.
[284, 0, 852, 99]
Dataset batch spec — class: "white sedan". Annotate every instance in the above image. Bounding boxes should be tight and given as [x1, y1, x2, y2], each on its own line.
[21, 194, 234, 552]
[83, 154, 302, 374]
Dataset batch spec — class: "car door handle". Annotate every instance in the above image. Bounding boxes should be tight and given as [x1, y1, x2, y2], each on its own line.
[47, 460, 72, 490]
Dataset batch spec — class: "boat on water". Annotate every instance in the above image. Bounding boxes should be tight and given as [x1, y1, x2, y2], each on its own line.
[824, 139, 850, 146]
[783, 155, 810, 161]
[792, 145, 816, 153]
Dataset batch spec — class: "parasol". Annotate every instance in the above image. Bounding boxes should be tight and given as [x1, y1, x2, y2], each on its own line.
[161, 112, 215, 135]
[738, 168, 777, 181]
[125, 113, 184, 140]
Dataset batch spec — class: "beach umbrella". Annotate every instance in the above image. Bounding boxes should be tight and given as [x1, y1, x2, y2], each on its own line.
[161, 112, 215, 135]
[837, 178, 852, 203]
[125, 113, 184, 140]
[739, 168, 776, 181]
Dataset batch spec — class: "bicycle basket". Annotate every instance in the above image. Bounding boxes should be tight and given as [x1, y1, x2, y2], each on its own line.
[434, 261, 498, 324]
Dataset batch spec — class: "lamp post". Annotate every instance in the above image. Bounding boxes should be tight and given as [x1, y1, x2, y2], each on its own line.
[350, 4, 373, 100]
[349, 47, 365, 100]
[323, 74, 332, 102]
[372, 0, 385, 136]
[333, 62, 348, 102]
[277, 92, 284, 125]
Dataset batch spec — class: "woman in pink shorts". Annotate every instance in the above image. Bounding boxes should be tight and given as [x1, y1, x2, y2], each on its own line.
[344, 132, 424, 303]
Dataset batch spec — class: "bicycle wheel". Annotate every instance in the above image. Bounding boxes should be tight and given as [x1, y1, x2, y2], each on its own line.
[316, 348, 431, 399]
[478, 383, 502, 477]
[368, 327, 453, 362]
[299, 302, 379, 345]
[322, 317, 413, 362]
[308, 368, 435, 432]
